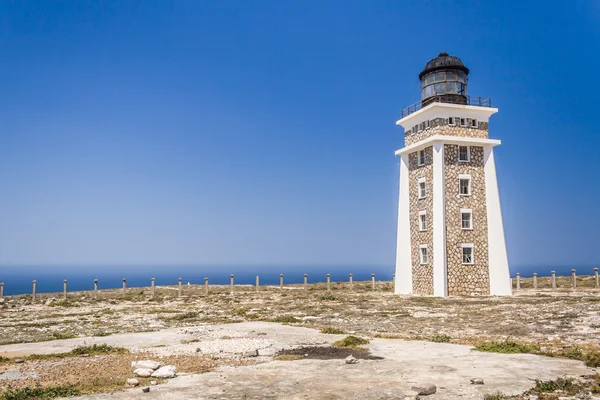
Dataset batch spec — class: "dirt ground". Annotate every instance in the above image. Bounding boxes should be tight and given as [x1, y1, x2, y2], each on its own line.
[1, 278, 600, 398]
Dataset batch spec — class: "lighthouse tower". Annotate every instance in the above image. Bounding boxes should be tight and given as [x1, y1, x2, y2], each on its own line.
[394, 52, 511, 296]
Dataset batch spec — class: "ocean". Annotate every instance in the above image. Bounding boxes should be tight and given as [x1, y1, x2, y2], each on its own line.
[0, 264, 596, 296]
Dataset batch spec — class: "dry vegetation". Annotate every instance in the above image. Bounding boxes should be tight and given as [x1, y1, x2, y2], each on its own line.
[1, 276, 600, 397]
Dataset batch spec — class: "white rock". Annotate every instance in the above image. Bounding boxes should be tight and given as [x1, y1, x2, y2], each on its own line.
[151, 365, 177, 378]
[126, 378, 139, 387]
[470, 377, 484, 385]
[133, 368, 154, 378]
[344, 355, 359, 364]
[150, 381, 157, 386]
[131, 360, 163, 370]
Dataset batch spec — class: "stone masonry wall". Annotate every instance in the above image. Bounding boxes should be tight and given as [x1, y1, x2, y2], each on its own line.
[405, 118, 488, 146]
[444, 144, 490, 295]
[408, 147, 434, 294]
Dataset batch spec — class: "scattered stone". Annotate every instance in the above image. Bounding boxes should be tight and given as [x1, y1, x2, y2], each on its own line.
[470, 377, 484, 385]
[344, 355, 359, 364]
[196, 348, 201, 353]
[243, 350, 258, 357]
[80, 354, 90, 358]
[133, 368, 154, 378]
[150, 381, 157, 386]
[411, 384, 436, 396]
[141, 387, 150, 393]
[14, 359, 24, 364]
[132, 360, 163, 370]
[126, 378, 140, 387]
[151, 365, 177, 378]
[403, 392, 420, 400]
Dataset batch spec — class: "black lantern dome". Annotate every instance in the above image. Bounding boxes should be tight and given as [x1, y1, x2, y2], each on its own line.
[419, 52, 469, 106]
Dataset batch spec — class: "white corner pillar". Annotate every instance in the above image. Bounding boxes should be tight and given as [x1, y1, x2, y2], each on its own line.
[432, 142, 447, 296]
[395, 154, 412, 294]
[484, 146, 512, 295]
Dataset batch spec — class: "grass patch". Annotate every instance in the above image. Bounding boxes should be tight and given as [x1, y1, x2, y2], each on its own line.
[320, 327, 345, 334]
[52, 331, 78, 340]
[317, 293, 339, 301]
[473, 339, 540, 354]
[0, 384, 80, 399]
[92, 331, 111, 337]
[164, 311, 199, 321]
[431, 334, 451, 343]
[483, 392, 509, 400]
[332, 335, 370, 348]
[48, 300, 77, 308]
[27, 344, 128, 361]
[270, 316, 301, 324]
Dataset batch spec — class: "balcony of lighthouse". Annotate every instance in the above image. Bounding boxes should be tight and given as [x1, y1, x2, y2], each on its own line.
[401, 95, 492, 119]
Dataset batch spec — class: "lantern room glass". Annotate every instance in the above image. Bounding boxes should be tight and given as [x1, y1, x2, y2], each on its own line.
[421, 69, 468, 100]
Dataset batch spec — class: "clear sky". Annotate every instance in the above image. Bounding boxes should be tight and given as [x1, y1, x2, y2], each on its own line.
[0, 1, 598, 269]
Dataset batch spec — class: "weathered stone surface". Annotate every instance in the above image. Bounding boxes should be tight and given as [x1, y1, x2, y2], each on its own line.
[411, 383, 436, 395]
[444, 144, 490, 296]
[131, 360, 163, 370]
[243, 350, 258, 357]
[405, 118, 488, 146]
[133, 368, 154, 378]
[126, 378, 140, 387]
[470, 377, 484, 384]
[408, 146, 434, 294]
[151, 365, 177, 378]
[344, 355, 358, 364]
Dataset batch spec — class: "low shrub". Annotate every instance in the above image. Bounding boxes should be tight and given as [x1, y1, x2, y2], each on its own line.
[431, 334, 451, 343]
[0, 384, 80, 400]
[270, 316, 301, 324]
[473, 340, 540, 354]
[332, 335, 370, 348]
[320, 327, 345, 335]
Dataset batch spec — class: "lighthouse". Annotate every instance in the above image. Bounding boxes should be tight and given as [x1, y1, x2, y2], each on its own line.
[394, 52, 511, 296]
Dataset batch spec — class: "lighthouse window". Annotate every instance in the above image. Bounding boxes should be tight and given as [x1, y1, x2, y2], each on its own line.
[460, 118, 466, 127]
[418, 178, 427, 199]
[448, 117, 455, 126]
[459, 146, 470, 162]
[419, 245, 428, 265]
[459, 175, 471, 195]
[471, 119, 478, 128]
[418, 150, 426, 166]
[426, 120, 430, 129]
[462, 244, 474, 265]
[461, 209, 473, 230]
[419, 211, 427, 231]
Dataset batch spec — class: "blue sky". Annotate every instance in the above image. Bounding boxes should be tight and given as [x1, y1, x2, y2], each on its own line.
[0, 1, 598, 269]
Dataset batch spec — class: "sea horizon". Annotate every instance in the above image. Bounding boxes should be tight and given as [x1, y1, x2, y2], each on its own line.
[0, 263, 597, 296]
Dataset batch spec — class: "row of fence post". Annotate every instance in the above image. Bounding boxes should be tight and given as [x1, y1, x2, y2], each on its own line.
[515, 268, 599, 290]
[0, 273, 392, 301]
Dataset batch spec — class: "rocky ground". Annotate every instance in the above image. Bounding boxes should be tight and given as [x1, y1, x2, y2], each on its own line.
[0, 277, 599, 399]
